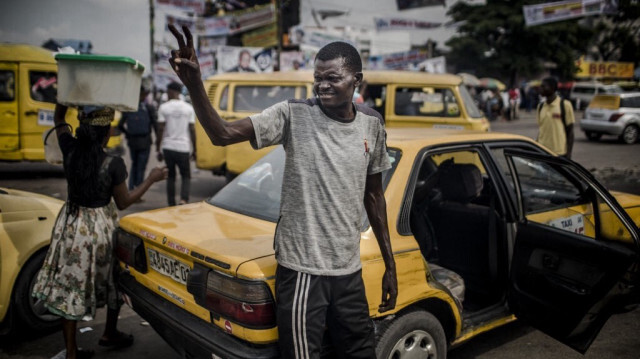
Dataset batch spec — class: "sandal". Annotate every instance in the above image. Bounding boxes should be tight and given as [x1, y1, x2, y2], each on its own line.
[98, 332, 134, 349]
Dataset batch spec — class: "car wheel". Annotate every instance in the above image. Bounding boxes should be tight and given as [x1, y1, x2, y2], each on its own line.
[12, 251, 60, 333]
[376, 310, 447, 359]
[620, 125, 639, 144]
[585, 131, 602, 141]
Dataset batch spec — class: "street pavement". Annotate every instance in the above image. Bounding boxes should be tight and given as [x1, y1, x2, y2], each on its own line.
[1, 109, 639, 358]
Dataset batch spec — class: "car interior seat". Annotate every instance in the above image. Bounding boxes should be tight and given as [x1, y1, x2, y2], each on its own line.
[428, 162, 499, 309]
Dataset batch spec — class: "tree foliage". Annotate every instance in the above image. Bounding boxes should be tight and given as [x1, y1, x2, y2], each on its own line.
[445, 0, 595, 86]
[591, 0, 640, 62]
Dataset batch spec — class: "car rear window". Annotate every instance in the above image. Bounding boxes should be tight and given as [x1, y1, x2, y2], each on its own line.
[209, 146, 401, 223]
[589, 95, 620, 109]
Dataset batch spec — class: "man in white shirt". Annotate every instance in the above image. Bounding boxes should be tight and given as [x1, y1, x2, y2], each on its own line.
[157, 82, 196, 205]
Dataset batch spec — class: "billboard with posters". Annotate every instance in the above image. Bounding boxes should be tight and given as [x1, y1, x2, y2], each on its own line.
[217, 46, 274, 74]
[523, 0, 614, 26]
[374, 17, 442, 31]
[368, 49, 429, 70]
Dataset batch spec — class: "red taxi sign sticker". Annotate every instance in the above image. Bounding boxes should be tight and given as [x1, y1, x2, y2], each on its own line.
[224, 320, 233, 333]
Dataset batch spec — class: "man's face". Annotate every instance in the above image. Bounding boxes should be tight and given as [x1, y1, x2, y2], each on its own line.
[313, 57, 362, 110]
[540, 82, 554, 97]
[240, 52, 251, 69]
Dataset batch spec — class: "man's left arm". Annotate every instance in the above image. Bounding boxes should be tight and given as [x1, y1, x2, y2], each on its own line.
[364, 172, 397, 313]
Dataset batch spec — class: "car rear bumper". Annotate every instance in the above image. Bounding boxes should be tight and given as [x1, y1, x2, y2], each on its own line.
[579, 119, 624, 135]
[118, 272, 279, 359]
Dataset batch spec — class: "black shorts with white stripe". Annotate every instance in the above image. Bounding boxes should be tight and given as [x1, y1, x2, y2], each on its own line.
[275, 265, 376, 359]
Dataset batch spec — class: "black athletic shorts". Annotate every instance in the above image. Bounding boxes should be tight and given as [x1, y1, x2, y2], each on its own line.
[275, 265, 376, 359]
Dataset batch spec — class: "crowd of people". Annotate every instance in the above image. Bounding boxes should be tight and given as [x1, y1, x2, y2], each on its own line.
[469, 82, 544, 122]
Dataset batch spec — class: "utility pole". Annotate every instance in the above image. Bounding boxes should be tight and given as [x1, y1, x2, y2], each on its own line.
[276, 0, 282, 71]
[149, 0, 155, 77]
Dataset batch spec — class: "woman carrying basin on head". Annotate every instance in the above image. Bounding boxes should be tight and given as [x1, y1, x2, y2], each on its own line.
[32, 104, 167, 359]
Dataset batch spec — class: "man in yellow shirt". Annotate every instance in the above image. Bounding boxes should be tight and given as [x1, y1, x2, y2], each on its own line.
[537, 77, 575, 158]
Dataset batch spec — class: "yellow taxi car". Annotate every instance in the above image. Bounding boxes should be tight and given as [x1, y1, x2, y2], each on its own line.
[0, 187, 63, 334]
[116, 129, 640, 359]
[197, 70, 489, 180]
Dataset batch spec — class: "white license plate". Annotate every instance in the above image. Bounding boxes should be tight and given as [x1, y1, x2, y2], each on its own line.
[38, 109, 54, 126]
[148, 248, 190, 285]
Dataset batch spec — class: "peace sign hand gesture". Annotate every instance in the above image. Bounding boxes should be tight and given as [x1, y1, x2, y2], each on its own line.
[168, 24, 201, 86]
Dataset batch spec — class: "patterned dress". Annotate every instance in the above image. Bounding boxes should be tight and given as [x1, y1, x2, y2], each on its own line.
[32, 156, 122, 321]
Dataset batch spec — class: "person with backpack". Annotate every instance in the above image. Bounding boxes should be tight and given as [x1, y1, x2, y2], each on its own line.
[537, 77, 575, 159]
[118, 86, 158, 192]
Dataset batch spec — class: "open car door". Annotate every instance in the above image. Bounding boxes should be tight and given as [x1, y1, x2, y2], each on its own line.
[503, 149, 640, 353]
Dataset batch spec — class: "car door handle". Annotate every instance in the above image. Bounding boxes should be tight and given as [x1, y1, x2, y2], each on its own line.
[25, 110, 38, 116]
[546, 275, 589, 296]
[3, 111, 15, 116]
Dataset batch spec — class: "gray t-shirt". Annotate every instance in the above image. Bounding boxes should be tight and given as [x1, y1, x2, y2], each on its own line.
[250, 98, 391, 276]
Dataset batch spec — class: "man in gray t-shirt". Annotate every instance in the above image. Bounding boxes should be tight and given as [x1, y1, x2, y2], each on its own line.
[169, 26, 397, 358]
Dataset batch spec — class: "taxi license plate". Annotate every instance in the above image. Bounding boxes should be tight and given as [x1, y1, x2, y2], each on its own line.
[38, 109, 54, 126]
[148, 248, 190, 285]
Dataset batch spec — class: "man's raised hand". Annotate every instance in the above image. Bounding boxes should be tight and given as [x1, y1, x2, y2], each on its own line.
[168, 24, 201, 86]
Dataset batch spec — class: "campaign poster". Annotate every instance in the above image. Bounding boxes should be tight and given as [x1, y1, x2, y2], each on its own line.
[198, 53, 217, 79]
[198, 35, 226, 54]
[280, 51, 306, 71]
[217, 46, 274, 73]
[197, 16, 231, 37]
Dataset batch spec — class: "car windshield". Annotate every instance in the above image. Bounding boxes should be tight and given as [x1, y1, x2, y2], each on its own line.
[208, 146, 401, 223]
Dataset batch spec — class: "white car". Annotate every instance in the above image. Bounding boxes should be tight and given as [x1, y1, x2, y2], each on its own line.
[581, 92, 640, 144]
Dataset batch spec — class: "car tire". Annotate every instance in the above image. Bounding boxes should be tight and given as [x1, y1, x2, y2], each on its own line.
[375, 310, 447, 359]
[620, 125, 639, 144]
[585, 131, 602, 141]
[12, 250, 60, 333]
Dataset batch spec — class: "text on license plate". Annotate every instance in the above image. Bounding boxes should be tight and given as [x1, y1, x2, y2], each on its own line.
[148, 248, 190, 285]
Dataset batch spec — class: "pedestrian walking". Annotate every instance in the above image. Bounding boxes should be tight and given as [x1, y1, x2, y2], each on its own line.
[169, 25, 397, 359]
[118, 86, 158, 193]
[508, 87, 520, 120]
[32, 104, 167, 359]
[537, 77, 575, 159]
[156, 81, 196, 206]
